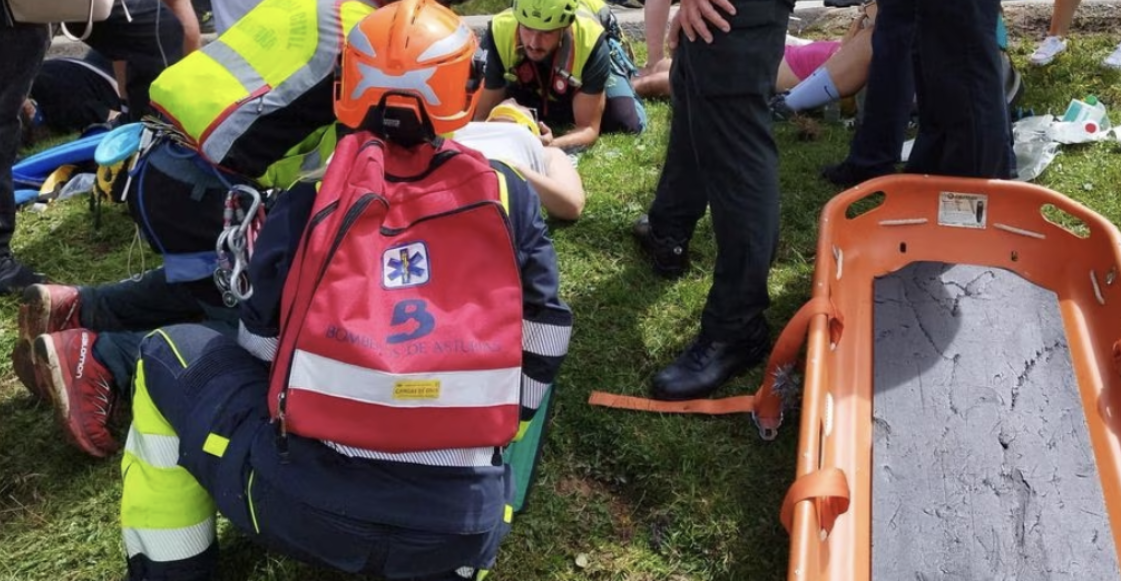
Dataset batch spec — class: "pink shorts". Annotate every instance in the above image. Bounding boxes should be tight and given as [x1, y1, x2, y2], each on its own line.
[785, 41, 843, 81]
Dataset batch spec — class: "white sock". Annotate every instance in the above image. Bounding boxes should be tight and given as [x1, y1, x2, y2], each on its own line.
[784, 67, 841, 112]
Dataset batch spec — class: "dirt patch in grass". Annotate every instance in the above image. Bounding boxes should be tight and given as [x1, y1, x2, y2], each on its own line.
[796, 1, 1121, 39]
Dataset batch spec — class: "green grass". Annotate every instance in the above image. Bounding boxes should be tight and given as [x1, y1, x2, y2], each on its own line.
[452, 0, 513, 16]
[3, 33, 1121, 581]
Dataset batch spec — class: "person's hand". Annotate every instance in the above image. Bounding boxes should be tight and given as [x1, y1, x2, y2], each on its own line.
[538, 121, 554, 146]
[669, 0, 736, 50]
[640, 59, 664, 77]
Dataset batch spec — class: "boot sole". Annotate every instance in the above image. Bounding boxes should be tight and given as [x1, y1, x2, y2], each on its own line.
[19, 284, 55, 344]
[12, 336, 46, 401]
[33, 335, 110, 459]
[14, 286, 56, 399]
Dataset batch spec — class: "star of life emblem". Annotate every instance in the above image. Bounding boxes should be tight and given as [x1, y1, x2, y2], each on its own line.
[383, 242, 430, 288]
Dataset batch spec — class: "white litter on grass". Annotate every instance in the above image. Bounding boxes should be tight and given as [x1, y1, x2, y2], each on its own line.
[899, 100, 1117, 183]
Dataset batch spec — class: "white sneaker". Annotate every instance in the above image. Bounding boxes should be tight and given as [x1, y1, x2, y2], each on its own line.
[1030, 36, 1067, 66]
[1102, 42, 1121, 69]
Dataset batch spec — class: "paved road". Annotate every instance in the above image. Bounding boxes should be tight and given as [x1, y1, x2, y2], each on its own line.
[44, 0, 1072, 57]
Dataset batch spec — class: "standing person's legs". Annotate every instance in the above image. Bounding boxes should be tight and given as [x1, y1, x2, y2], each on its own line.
[0, 23, 50, 293]
[646, 0, 789, 400]
[696, 1, 787, 345]
[907, 0, 1011, 179]
[635, 53, 706, 278]
[1049, 0, 1083, 36]
[821, 0, 915, 188]
[1029, 0, 1080, 66]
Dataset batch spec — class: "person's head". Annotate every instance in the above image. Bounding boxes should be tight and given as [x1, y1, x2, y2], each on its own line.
[513, 0, 577, 62]
[335, 0, 485, 144]
[486, 98, 541, 136]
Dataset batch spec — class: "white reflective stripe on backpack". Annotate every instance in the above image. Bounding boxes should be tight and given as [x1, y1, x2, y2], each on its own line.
[289, 349, 521, 409]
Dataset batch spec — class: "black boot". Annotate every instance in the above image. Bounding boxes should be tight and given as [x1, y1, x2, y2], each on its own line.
[0, 255, 45, 295]
[651, 319, 771, 401]
[819, 161, 894, 189]
[632, 214, 689, 279]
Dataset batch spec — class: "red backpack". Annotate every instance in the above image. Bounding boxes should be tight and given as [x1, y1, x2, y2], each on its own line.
[268, 131, 523, 453]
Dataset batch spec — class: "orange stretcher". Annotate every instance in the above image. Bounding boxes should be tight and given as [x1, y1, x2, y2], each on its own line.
[589, 174, 1121, 580]
[781, 175, 1121, 580]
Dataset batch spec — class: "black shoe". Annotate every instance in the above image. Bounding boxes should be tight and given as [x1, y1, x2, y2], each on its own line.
[0, 256, 45, 295]
[651, 321, 771, 401]
[769, 92, 796, 122]
[819, 161, 893, 189]
[633, 214, 689, 279]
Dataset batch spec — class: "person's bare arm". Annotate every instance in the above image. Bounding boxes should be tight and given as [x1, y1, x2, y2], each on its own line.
[513, 147, 585, 220]
[474, 88, 506, 121]
[548, 91, 604, 150]
[161, 0, 201, 53]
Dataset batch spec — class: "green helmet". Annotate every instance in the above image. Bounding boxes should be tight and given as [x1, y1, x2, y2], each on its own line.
[513, 0, 577, 31]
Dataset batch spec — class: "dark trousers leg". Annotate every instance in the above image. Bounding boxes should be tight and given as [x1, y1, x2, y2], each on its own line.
[906, 0, 1012, 179]
[646, 56, 706, 244]
[134, 325, 507, 580]
[844, 0, 915, 174]
[648, 1, 787, 342]
[80, 268, 237, 397]
[79, 269, 211, 332]
[81, 0, 184, 120]
[0, 24, 50, 254]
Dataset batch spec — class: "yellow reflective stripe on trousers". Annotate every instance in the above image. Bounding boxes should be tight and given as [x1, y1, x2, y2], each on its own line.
[121, 356, 217, 562]
[120, 450, 217, 547]
[149, 329, 189, 368]
[495, 169, 510, 215]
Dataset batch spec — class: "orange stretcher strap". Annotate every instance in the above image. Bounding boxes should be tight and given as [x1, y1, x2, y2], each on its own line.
[588, 297, 839, 416]
[585, 393, 756, 414]
[780, 467, 851, 535]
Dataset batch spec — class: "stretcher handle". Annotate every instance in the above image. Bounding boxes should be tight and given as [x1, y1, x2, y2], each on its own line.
[780, 467, 850, 536]
[835, 175, 1120, 244]
[752, 298, 841, 440]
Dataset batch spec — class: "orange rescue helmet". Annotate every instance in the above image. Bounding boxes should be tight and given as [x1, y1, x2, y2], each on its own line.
[335, 0, 485, 138]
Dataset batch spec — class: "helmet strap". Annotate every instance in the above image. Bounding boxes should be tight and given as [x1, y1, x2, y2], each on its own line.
[359, 91, 438, 148]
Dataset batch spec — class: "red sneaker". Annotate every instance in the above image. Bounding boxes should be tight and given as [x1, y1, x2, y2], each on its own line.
[34, 329, 119, 458]
[13, 284, 81, 400]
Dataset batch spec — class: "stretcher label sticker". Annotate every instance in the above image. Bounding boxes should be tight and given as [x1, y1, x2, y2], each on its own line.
[938, 191, 988, 229]
[393, 380, 441, 400]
